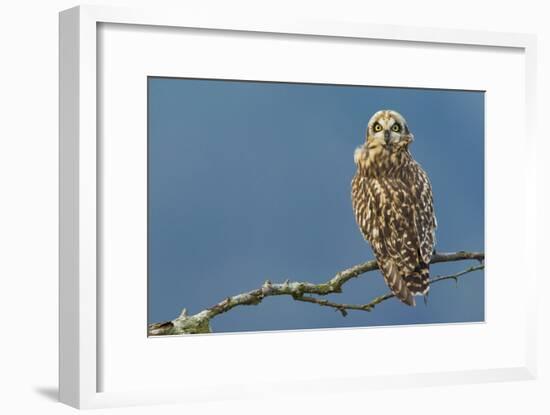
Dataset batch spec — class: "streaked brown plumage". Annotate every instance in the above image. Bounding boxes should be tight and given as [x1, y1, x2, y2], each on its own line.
[351, 110, 436, 306]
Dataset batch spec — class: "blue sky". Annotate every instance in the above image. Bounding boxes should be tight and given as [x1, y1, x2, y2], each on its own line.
[147, 77, 484, 333]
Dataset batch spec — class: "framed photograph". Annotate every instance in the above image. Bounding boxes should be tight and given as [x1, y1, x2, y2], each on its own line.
[59, 5, 538, 409]
[146, 77, 486, 334]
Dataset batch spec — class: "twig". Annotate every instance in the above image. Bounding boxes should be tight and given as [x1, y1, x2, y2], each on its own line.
[294, 263, 485, 316]
[148, 251, 484, 335]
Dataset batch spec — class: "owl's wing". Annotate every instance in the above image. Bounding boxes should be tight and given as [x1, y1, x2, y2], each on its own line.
[373, 177, 421, 275]
[352, 175, 418, 271]
[410, 162, 437, 264]
[352, 175, 420, 305]
[351, 159, 436, 306]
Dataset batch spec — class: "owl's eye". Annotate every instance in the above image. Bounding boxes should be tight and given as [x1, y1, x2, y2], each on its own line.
[373, 123, 383, 132]
[391, 124, 401, 132]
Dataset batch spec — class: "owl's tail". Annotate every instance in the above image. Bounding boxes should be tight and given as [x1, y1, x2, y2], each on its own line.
[383, 261, 415, 306]
[382, 261, 430, 307]
[403, 263, 430, 298]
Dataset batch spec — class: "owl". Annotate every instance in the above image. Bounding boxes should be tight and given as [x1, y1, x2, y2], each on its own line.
[351, 110, 437, 306]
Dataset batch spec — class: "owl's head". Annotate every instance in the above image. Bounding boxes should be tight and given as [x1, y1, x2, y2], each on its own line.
[366, 110, 414, 150]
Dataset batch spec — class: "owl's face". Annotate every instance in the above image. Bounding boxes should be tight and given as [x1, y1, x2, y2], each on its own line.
[366, 110, 413, 150]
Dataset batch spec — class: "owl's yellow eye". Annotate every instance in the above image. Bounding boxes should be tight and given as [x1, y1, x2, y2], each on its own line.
[373, 123, 383, 132]
[391, 124, 401, 132]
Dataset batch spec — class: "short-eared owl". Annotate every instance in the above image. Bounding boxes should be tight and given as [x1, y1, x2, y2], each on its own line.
[351, 110, 437, 306]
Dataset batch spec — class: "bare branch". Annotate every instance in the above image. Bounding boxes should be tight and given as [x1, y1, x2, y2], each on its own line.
[148, 251, 484, 336]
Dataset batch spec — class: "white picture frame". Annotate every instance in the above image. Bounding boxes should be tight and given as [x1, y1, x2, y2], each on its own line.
[59, 4, 538, 409]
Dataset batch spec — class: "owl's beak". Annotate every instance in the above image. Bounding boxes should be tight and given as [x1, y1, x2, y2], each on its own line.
[384, 130, 391, 144]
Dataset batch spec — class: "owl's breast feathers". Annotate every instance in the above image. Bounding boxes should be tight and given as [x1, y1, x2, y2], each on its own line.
[352, 145, 436, 306]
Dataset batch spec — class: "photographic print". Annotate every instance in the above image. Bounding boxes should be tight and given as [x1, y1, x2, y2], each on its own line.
[147, 78, 484, 336]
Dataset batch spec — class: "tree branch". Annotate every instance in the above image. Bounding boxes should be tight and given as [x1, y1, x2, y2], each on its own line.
[293, 263, 485, 317]
[148, 251, 484, 336]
